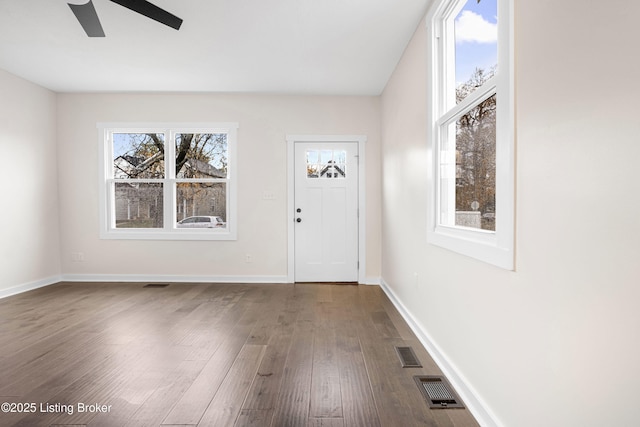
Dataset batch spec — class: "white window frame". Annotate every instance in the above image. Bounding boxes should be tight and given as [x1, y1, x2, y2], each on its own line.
[426, 0, 515, 270]
[98, 122, 238, 240]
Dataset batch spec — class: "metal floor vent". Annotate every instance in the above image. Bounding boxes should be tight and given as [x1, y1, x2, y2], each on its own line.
[395, 346, 422, 368]
[414, 376, 465, 409]
[144, 283, 169, 288]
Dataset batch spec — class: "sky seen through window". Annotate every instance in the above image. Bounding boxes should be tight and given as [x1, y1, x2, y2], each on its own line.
[455, 0, 497, 86]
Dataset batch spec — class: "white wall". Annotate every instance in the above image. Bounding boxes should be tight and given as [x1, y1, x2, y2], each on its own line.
[0, 69, 61, 295]
[56, 93, 381, 282]
[381, 1, 640, 426]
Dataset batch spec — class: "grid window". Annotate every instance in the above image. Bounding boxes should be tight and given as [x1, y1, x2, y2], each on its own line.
[427, 0, 514, 269]
[99, 123, 238, 240]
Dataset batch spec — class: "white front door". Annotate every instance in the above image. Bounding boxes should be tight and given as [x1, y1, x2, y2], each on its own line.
[294, 142, 359, 282]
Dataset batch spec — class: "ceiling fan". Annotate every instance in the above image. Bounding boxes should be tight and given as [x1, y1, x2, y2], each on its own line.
[68, 0, 183, 37]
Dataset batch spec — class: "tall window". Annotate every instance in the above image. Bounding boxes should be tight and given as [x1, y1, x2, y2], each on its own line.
[427, 0, 514, 269]
[99, 123, 238, 240]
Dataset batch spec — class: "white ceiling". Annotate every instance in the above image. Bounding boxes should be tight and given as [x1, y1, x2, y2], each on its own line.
[0, 0, 430, 95]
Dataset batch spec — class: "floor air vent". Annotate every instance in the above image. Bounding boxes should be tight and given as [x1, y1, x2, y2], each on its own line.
[395, 346, 422, 368]
[144, 283, 169, 288]
[414, 376, 465, 409]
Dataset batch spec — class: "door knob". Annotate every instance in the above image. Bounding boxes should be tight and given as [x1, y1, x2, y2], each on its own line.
[296, 218, 302, 223]
[296, 208, 302, 213]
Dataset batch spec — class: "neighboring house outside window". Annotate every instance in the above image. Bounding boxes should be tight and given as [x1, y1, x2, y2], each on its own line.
[426, 0, 514, 269]
[98, 123, 238, 240]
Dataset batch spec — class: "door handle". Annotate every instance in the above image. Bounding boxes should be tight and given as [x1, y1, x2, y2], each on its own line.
[296, 218, 302, 223]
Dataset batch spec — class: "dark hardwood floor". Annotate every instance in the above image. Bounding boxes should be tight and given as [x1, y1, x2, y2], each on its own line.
[0, 282, 479, 427]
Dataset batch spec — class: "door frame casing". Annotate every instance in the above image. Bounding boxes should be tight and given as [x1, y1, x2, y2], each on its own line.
[286, 135, 367, 284]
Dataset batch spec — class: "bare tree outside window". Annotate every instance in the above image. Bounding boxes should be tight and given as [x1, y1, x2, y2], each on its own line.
[175, 133, 227, 178]
[113, 133, 165, 179]
[111, 132, 228, 229]
[455, 68, 496, 231]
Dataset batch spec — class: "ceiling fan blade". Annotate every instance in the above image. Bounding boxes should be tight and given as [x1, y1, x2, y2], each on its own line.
[109, 0, 183, 30]
[68, 1, 105, 37]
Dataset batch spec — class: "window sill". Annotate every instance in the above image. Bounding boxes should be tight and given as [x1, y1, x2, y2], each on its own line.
[99, 229, 237, 241]
[428, 226, 513, 270]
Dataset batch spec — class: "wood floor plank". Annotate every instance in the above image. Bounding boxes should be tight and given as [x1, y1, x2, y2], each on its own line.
[198, 344, 266, 426]
[370, 310, 403, 339]
[336, 334, 381, 427]
[0, 282, 481, 427]
[161, 306, 258, 425]
[235, 409, 275, 427]
[355, 305, 440, 427]
[242, 330, 294, 412]
[123, 359, 207, 427]
[308, 417, 345, 427]
[431, 410, 457, 427]
[444, 408, 481, 427]
[0, 291, 141, 381]
[0, 331, 104, 396]
[309, 300, 342, 419]
[309, 329, 342, 418]
[270, 297, 316, 427]
[9, 342, 156, 426]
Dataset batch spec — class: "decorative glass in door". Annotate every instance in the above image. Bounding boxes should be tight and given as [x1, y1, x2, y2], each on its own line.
[306, 150, 347, 179]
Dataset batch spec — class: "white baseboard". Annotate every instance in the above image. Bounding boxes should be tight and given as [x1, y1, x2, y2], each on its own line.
[60, 274, 290, 284]
[1, 274, 379, 299]
[379, 278, 502, 427]
[61, 274, 381, 285]
[1, 274, 291, 300]
[0, 275, 62, 300]
[361, 276, 381, 285]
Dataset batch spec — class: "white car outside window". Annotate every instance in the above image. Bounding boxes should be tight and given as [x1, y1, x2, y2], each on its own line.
[177, 216, 225, 228]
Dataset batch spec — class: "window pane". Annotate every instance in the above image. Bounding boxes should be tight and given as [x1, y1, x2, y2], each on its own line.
[176, 182, 227, 226]
[454, 0, 497, 103]
[175, 133, 228, 179]
[306, 150, 320, 178]
[306, 149, 346, 179]
[113, 133, 165, 179]
[114, 183, 163, 228]
[440, 94, 496, 231]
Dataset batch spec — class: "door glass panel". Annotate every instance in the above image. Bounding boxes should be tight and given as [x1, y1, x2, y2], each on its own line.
[306, 149, 347, 179]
